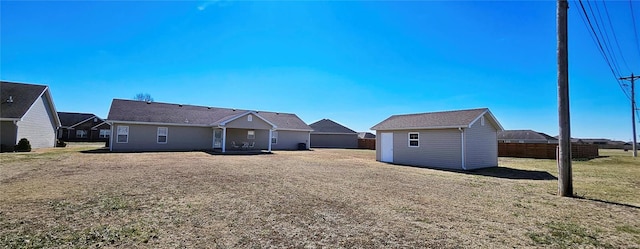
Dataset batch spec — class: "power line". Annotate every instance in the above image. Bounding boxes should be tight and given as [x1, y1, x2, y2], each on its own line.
[602, 0, 632, 72]
[629, 0, 640, 63]
[587, 0, 623, 77]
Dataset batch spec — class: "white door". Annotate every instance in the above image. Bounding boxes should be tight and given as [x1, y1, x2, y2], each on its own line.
[381, 132, 393, 162]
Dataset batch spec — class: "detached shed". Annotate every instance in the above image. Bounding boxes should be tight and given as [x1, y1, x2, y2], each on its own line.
[371, 108, 503, 170]
[309, 119, 358, 148]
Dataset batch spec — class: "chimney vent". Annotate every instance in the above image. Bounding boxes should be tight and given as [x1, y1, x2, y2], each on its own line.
[7, 96, 13, 103]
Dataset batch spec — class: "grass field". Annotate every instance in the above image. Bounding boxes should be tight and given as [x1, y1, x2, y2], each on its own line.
[1, 144, 638, 248]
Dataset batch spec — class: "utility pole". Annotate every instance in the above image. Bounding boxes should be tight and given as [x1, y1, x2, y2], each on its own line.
[619, 73, 640, 157]
[557, 0, 573, 197]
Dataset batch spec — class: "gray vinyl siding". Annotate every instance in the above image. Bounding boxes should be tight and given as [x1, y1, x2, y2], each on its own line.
[110, 123, 212, 152]
[376, 129, 462, 169]
[1, 121, 18, 146]
[464, 114, 499, 169]
[225, 128, 270, 150]
[310, 134, 357, 148]
[272, 130, 310, 150]
[15, 95, 57, 148]
[225, 114, 272, 130]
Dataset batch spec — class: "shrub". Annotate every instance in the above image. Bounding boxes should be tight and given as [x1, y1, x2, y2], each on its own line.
[56, 139, 67, 148]
[15, 138, 32, 152]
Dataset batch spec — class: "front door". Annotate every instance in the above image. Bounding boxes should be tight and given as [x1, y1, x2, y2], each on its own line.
[381, 132, 393, 162]
[213, 129, 223, 148]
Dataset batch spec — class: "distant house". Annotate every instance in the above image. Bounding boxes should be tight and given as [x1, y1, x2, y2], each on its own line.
[358, 132, 376, 139]
[498, 130, 558, 144]
[0, 81, 61, 149]
[57, 112, 111, 142]
[106, 99, 313, 152]
[309, 119, 358, 148]
[371, 108, 504, 170]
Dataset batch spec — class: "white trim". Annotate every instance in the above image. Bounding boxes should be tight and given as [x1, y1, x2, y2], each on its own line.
[75, 129, 88, 138]
[460, 128, 466, 170]
[247, 130, 255, 140]
[408, 132, 419, 147]
[218, 111, 277, 128]
[311, 132, 358, 135]
[90, 121, 108, 130]
[109, 124, 114, 151]
[107, 120, 211, 127]
[271, 130, 278, 144]
[307, 131, 311, 149]
[68, 115, 98, 129]
[268, 129, 273, 152]
[99, 129, 110, 138]
[372, 125, 469, 131]
[222, 127, 227, 152]
[157, 127, 168, 144]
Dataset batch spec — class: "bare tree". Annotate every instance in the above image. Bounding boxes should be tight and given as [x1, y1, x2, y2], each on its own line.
[134, 93, 154, 102]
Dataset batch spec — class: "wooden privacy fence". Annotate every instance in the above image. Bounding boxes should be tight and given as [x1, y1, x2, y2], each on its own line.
[358, 139, 376, 150]
[498, 143, 599, 159]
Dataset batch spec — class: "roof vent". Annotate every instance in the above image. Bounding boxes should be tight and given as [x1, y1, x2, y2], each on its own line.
[185, 119, 189, 123]
[179, 104, 183, 107]
[232, 109, 236, 111]
[207, 107, 211, 109]
[146, 101, 151, 104]
[6, 96, 13, 103]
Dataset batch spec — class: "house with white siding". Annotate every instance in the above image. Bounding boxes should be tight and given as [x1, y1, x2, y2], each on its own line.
[0, 81, 61, 149]
[371, 108, 503, 170]
[106, 99, 313, 152]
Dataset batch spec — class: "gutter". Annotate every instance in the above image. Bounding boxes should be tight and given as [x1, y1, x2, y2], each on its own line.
[459, 127, 466, 170]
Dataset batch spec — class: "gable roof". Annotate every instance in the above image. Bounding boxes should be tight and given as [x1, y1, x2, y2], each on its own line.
[358, 132, 376, 139]
[498, 130, 558, 141]
[1, 81, 61, 126]
[309, 119, 357, 134]
[58, 112, 99, 127]
[371, 108, 503, 131]
[106, 99, 312, 131]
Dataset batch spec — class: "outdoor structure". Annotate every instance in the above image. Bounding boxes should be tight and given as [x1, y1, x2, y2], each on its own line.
[0, 81, 61, 149]
[358, 132, 376, 139]
[498, 130, 558, 144]
[106, 99, 313, 152]
[309, 119, 358, 148]
[57, 112, 110, 142]
[357, 132, 376, 150]
[371, 108, 503, 170]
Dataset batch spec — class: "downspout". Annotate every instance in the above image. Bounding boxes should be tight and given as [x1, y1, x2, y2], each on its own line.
[222, 127, 227, 153]
[459, 127, 466, 170]
[268, 129, 273, 152]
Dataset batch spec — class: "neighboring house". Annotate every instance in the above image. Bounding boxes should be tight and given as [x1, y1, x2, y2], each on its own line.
[358, 132, 376, 139]
[106, 99, 313, 152]
[371, 108, 504, 170]
[309, 119, 358, 148]
[0, 81, 61, 149]
[498, 130, 558, 144]
[57, 112, 111, 142]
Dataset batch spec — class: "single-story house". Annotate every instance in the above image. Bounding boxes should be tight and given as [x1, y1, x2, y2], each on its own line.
[358, 132, 376, 139]
[498, 130, 558, 144]
[0, 81, 61, 149]
[58, 112, 111, 142]
[371, 108, 504, 170]
[106, 99, 313, 152]
[309, 119, 358, 148]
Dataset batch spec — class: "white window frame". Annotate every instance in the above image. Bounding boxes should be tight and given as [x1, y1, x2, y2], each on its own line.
[408, 132, 419, 147]
[247, 130, 255, 140]
[248, 115, 253, 122]
[99, 129, 110, 138]
[157, 127, 168, 144]
[116, 126, 129, 143]
[271, 131, 278, 144]
[76, 129, 88, 138]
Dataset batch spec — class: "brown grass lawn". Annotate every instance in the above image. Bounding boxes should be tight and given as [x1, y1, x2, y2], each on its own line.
[1, 145, 638, 248]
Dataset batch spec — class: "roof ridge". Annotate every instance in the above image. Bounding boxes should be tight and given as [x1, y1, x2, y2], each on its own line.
[111, 99, 298, 116]
[390, 108, 488, 117]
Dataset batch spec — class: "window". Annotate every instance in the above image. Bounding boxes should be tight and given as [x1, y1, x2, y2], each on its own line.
[247, 130, 255, 139]
[117, 126, 129, 143]
[99, 129, 110, 138]
[76, 130, 87, 138]
[271, 131, 278, 144]
[408, 132, 419, 147]
[157, 127, 168, 144]
[247, 115, 253, 122]
[481, 116, 485, 126]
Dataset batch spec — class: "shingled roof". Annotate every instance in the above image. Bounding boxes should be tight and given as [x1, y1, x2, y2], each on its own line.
[371, 108, 503, 131]
[309, 119, 357, 134]
[107, 99, 312, 131]
[1, 81, 48, 119]
[58, 112, 101, 127]
[498, 130, 557, 141]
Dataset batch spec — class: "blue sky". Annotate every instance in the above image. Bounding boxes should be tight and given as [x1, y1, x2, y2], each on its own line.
[2, 1, 639, 141]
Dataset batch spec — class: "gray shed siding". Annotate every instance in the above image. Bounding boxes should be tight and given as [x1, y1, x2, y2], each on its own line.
[464, 114, 499, 169]
[376, 129, 462, 169]
[225, 114, 272, 130]
[1, 121, 18, 146]
[272, 130, 310, 150]
[15, 95, 57, 148]
[111, 123, 212, 152]
[310, 134, 357, 148]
